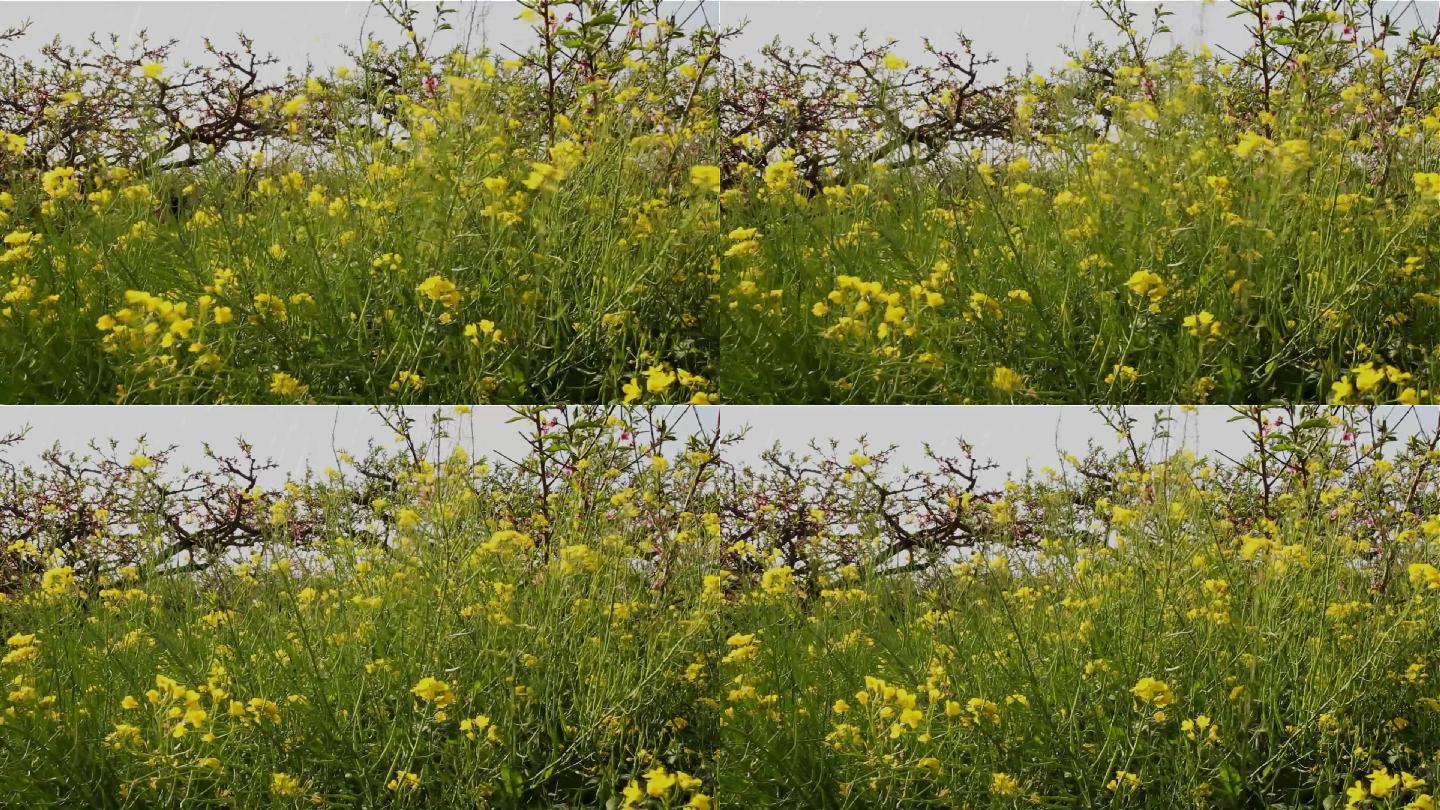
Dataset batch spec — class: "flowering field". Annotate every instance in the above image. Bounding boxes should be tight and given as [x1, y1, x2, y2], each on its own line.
[720, 1, 1440, 404]
[9, 0, 1440, 405]
[4, 405, 1440, 808]
[0, 3, 719, 404]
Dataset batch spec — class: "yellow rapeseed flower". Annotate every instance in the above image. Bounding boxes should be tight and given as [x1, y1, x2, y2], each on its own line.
[992, 366, 1024, 393]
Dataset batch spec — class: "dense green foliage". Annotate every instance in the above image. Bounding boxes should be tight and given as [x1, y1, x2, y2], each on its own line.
[4, 406, 1440, 808]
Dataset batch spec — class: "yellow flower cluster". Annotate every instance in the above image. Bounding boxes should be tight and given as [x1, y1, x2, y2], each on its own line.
[1, 23, 717, 404]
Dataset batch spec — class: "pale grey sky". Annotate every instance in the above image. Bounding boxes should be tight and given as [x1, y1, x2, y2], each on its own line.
[0, 406, 716, 481]
[724, 1, 1437, 74]
[3, 406, 1431, 488]
[0, 406, 507, 479]
[725, 1, 1249, 73]
[4, 1, 715, 73]
[2, 0, 1384, 81]
[8, 2, 1431, 93]
[7, 0, 1435, 92]
[7, 2, 507, 70]
[724, 404, 1250, 472]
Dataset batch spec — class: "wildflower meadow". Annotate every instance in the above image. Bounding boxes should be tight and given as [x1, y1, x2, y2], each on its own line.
[721, 0, 1440, 403]
[0, 1, 721, 404]
[13, 0, 1440, 405]
[4, 404, 1440, 809]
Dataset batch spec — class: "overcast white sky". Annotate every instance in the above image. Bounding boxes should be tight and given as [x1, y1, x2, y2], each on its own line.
[2, 406, 1434, 487]
[3, 1, 713, 72]
[725, 1, 1440, 66]
[724, 1, 1250, 74]
[0, 2, 1263, 77]
[9, 1, 1433, 87]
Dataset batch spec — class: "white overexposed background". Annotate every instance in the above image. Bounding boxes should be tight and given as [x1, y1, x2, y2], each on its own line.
[723, 1, 1434, 70]
[4, 1, 715, 69]
[1, 405, 1432, 487]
